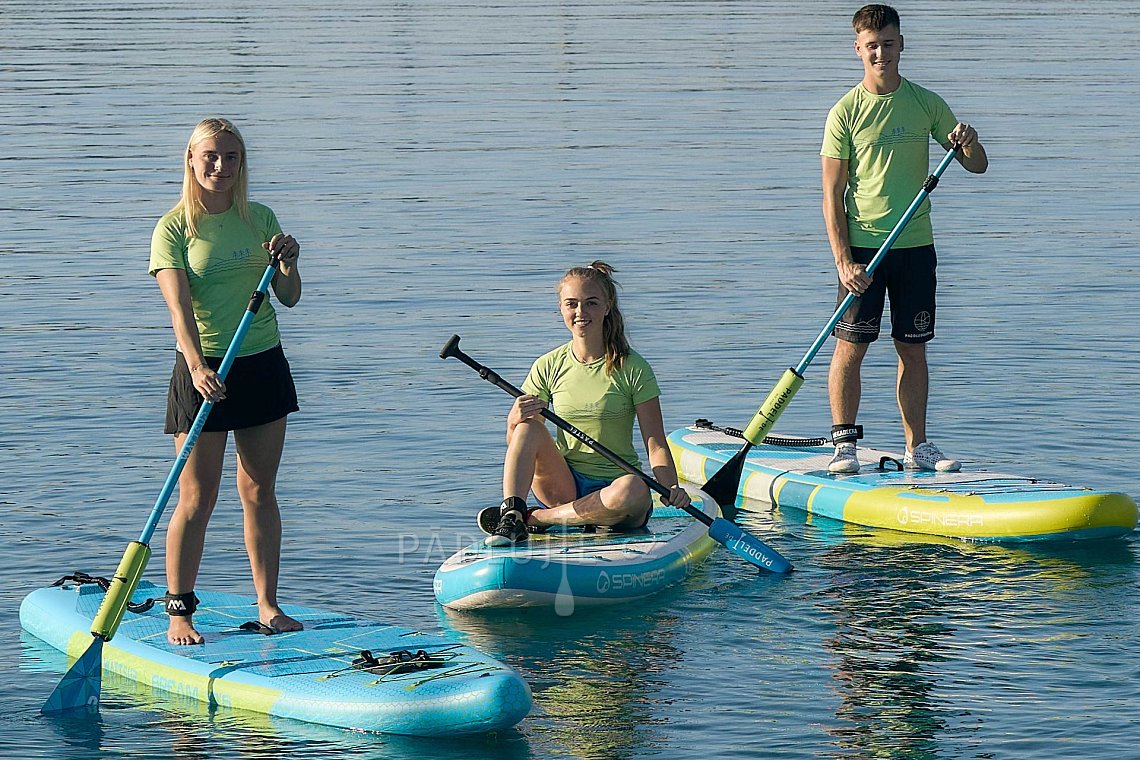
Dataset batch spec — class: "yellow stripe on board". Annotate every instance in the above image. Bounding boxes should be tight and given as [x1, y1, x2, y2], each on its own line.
[843, 489, 1137, 539]
[98, 641, 283, 715]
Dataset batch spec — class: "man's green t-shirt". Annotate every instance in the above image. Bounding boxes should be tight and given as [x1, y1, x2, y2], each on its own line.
[821, 78, 959, 248]
[149, 203, 283, 357]
[522, 343, 661, 480]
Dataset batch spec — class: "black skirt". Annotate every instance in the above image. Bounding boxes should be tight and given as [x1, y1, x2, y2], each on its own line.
[164, 345, 299, 434]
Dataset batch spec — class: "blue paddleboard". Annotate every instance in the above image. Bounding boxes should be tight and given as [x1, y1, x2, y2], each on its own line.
[21, 579, 531, 735]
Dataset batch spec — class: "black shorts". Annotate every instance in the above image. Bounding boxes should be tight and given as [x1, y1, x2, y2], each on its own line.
[164, 345, 299, 434]
[833, 244, 937, 344]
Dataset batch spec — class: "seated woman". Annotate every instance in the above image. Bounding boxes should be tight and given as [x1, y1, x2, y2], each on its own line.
[480, 261, 691, 546]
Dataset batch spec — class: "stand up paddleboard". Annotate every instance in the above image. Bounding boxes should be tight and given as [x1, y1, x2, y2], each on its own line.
[21, 578, 531, 735]
[669, 423, 1137, 542]
[434, 487, 719, 611]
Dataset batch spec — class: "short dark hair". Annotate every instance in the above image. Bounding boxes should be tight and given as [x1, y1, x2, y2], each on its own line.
[852, 4, 900, 33]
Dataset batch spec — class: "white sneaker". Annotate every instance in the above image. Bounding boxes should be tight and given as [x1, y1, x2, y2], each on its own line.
[905, 441, 961, 472]
[828, 443, 860, 474]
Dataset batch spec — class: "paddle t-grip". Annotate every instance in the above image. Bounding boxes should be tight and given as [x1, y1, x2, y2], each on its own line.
[441, 335, 524, 398]
[439, 334, 463, 361]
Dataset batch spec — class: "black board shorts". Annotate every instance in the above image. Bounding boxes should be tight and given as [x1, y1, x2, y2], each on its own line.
[164, 344, 299, 434]
[833, 243, 937, 344]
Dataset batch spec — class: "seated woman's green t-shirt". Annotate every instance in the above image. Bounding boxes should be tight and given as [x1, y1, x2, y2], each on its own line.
[522, 342, 661, 480]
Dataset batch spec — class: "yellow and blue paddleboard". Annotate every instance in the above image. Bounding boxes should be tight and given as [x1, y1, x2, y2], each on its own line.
[20, 579, 531, 735]
[668, 425, 1137, 542]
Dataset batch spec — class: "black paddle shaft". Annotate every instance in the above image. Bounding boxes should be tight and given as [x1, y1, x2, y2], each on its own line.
[439, 335, 712, 526]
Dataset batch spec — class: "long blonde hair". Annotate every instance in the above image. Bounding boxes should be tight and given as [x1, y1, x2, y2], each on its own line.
[172, 117, 251, 238]
[559, 261, 630, 375]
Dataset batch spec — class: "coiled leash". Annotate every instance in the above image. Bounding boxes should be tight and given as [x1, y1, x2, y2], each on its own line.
[693, 419, 829, 448]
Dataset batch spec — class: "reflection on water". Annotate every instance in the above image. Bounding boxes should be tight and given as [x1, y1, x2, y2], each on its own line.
[803, 522, 1137, 758]
[439, 600, 690, 760]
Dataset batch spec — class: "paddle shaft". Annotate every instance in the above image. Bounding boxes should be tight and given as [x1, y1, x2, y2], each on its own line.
[797, 144, 960, 376]
[440, 338, 688, 512]
[141, 257, 282, 541]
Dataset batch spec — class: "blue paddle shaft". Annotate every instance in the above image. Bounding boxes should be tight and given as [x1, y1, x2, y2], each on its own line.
[139, 259, 280, 544]
[796, 145, 959, 375]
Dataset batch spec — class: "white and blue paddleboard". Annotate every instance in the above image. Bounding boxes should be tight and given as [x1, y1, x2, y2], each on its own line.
[434, 485, 719, 611]
[20, 579, 531, 735]
[669, 424, 1138, 543]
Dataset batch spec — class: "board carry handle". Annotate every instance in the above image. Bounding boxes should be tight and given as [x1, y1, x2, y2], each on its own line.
[440, 335, 792, 574]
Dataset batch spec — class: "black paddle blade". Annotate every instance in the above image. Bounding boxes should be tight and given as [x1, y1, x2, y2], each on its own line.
[700, 443, 752, 521]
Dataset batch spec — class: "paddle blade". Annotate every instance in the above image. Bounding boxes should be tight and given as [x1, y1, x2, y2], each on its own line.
[42, 637, 102, 714]
[700, 444, 750, 520]
[708, 517, 793, 574]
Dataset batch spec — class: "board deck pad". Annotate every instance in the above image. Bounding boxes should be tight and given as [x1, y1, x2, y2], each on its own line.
[20, 580, 531, 735]
[434, 488, 719, 610]
[669, 426, 1137, 542]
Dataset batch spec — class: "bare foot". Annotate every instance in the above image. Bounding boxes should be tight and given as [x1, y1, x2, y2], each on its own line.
[261, 606, 303, 633]
[167, 616, 205, 645]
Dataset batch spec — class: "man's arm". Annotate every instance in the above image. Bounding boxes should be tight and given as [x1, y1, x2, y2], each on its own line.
[822, 155, 870, 296]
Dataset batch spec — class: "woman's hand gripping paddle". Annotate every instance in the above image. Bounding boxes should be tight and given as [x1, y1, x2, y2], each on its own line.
[701, 146, 962, 515]
[440, 335, 792, 574]
[41, 254, 282, 715]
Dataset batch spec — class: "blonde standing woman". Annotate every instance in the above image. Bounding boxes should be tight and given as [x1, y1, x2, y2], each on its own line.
[149, 118, 304, 644]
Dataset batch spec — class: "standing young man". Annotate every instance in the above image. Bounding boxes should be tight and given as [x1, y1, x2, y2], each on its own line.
[821, 4, 988, 474]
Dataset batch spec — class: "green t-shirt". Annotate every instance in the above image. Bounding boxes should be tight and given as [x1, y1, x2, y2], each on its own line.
[521, 342, 661, 480]
[149, 203, 283, 357]
[821, 78, 959, 248]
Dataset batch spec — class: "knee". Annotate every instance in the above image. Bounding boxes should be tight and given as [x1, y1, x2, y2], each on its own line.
[237, 478, 277, 509]
[832, 340, 867, 369]
[894, 341, 927, 364]
[606, 475, 650, 511]
[174, 493, 218, 524]
[507, 418, 551, 453]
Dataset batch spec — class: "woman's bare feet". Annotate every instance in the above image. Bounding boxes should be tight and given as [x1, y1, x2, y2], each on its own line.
[261, 605, 303, 633]
[167, 616, 205, 645]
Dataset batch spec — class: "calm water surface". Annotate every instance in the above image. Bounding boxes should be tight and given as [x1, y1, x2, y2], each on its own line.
[2, 1, 1139, 757]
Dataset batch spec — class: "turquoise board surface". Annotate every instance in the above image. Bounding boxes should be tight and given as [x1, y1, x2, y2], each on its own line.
[20, 581, 530, 735]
